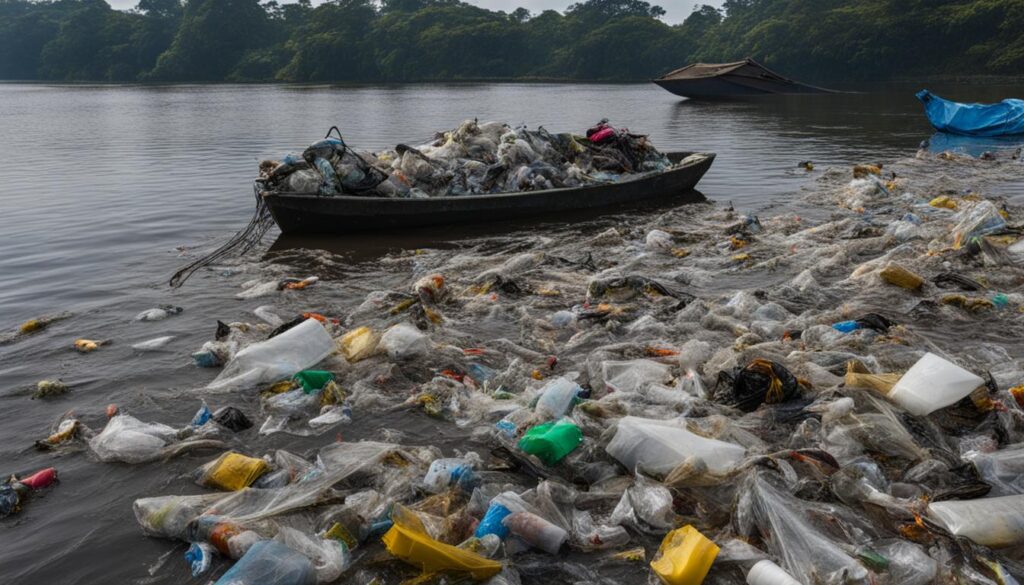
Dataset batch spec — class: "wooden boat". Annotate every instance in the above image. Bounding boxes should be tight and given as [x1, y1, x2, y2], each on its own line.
[260, 152, 715, 234]
[654, 59, 836, 98]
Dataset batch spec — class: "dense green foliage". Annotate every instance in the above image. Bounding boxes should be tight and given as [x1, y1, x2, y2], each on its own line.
[1, 0, 1022, 82]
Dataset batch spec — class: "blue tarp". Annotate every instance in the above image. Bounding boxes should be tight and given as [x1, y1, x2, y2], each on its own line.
[917, 90, 1024, 137]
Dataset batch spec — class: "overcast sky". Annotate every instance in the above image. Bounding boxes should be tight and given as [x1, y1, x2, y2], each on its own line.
[106, 0, 724, 24]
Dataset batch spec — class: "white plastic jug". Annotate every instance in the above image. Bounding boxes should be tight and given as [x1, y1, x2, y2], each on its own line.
[605, 416, 746, 476]
[209, 319, 335, 391]
[887, 352, 983, 416]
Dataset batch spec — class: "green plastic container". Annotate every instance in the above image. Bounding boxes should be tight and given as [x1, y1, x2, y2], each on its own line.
[293, 370, 334, 393]
[517, 420, 583, 465]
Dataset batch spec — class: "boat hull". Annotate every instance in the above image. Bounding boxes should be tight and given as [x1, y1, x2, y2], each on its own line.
[263, 152, 714, 234]
[654, 77, 832, 98]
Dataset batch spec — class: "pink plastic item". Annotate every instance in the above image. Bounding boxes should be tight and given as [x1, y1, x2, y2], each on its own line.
[20, 468, 58, 490]
[589, 127, 616, 143]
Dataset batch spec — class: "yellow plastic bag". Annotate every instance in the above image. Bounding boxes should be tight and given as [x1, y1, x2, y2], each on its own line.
[929, 195, 957, 210]
[339, 326, 379, 362]
[844, 360, 901, 395]
[650, 525, 719, 585]
[382, 505, 502, 581]
[199, 452, 269, 491]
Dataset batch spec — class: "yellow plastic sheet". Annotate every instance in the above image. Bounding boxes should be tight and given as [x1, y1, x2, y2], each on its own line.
[382, 505, 502, 581]
[650, 525, 719, 585]
[339, 326, 380, 362]
[201, 452, 269, 491]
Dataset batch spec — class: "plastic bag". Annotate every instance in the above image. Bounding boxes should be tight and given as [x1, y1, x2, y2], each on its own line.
[214, 406, 254, 432]
[134, 493, 226, 540]
[339, 326, 379, 362]
[928, 494, 1024, 548]
[602, 359, 673, 393]
[886, 352, 984, 415]
[89, 414, 178, 464]
[274, 527, 349, 584]
[382, 504, 502, 581]
[606, 416, 745, 477]
[726, 359, 802, 411]
[379, 323, 429, 361]
[209, 319, 335, 391]
[196, 452, 270, 491]
[740, 473, 869, 585]
[966, 444, 1024, 496]
[214, 539, 316, 585]
[951, 200, 1007, 248]
[610, 473, 676, 532]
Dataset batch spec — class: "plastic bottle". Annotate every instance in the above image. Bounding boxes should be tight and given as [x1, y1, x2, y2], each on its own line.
[517, 420, 583, 465]
[502, 511, 567, 554]
[746, 560, 801, 585]
[213, 540, 316, 585]
[191, 401, 212, 427]
[534, 377, 582, 420]
[422, 459, 476, 493]
[475, 502, 513, 539]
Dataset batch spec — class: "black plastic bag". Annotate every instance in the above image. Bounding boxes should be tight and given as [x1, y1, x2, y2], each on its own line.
[727, 359, 803, 412]
[213, 406, 253, 432]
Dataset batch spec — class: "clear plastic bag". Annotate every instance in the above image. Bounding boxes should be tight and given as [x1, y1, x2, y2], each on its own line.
[739, 472, 869, 585]
[274, 527, 349, 584]
[379, 323, 429, 361]
[209, 319, 335, 391]
[89, 414, 178, 464]
[609, 473, 676, 533]
[602, 360, 673, 393]
[213, 539, 316, 585]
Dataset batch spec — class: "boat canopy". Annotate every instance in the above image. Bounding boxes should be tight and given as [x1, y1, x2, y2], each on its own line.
[656, 59, 792, 83]
[917, 90, 1024, 137]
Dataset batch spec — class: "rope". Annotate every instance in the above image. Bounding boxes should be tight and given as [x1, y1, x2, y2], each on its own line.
[169, 185, 275, 288]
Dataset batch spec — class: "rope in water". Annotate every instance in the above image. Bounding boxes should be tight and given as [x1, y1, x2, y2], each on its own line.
[169, 187, 275, 288]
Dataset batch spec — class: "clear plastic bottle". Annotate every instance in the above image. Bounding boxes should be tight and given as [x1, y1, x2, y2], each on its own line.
[534, 377, 581, 420]
[502, 511, 567, 554]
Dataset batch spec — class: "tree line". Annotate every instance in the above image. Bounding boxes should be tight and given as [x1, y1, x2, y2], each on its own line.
[1, 0, 1021, 83]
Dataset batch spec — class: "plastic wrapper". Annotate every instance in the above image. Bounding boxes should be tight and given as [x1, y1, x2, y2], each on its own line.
[610, 473, 676, 532]
[602, 359, 673, 393]
[195, 452, 270, 491]
[606, 416, 746, 477]
[339, 326, 379, 362]
[274, 527, 349, 583]
[928, 494, 1024, 548]
[379, 323, 429, 361]
[89, 414, 179, 464]
[209, 319, 335, 391]
[966, 444, 1024, 496]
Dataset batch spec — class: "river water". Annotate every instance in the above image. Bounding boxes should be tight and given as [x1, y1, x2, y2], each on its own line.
[2, 82, 1024, 584]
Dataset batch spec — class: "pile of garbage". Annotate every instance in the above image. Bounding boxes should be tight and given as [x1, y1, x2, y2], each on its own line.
[257, 120, 675, 198]
[14, 142, 1024, 584]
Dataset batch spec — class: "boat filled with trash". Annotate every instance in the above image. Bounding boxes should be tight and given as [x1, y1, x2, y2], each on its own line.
[258, 119, 678, 198]
[9, 140, 1024, 585]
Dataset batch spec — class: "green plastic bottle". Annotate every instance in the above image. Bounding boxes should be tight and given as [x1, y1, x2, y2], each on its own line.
[517, 420, 583, 465]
